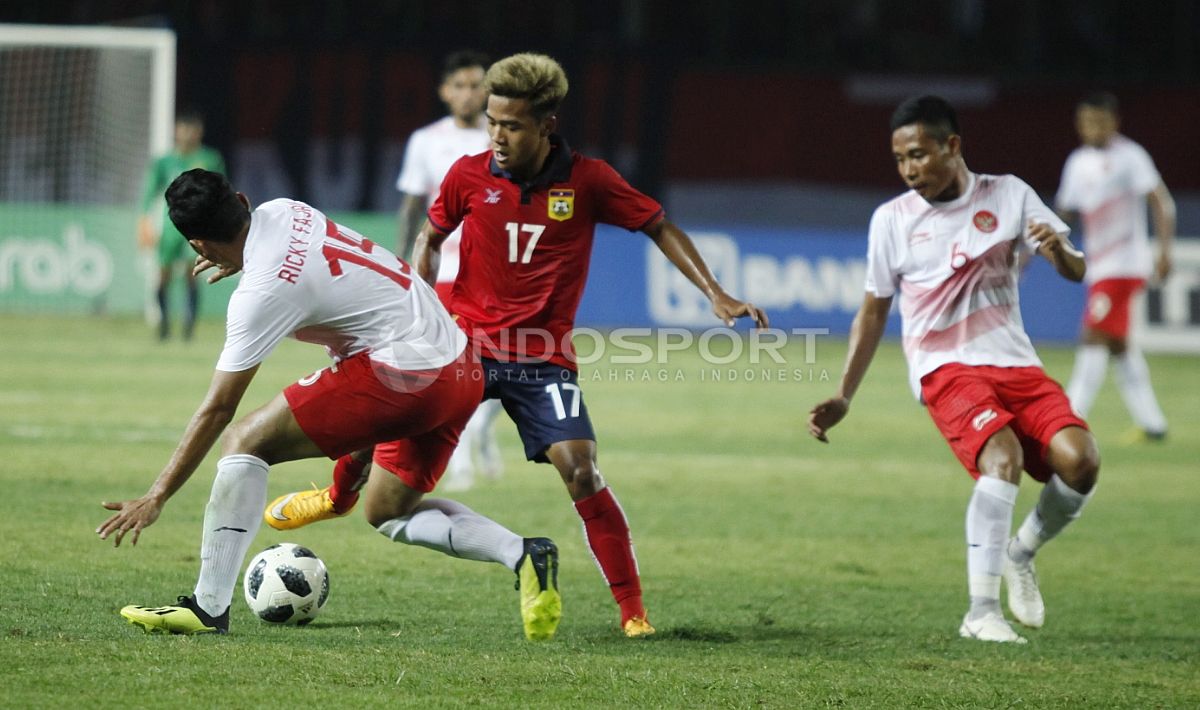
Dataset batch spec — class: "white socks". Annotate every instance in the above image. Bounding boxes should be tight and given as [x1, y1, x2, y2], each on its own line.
[1066, 345, 1108, 417]
[376, 498, 523, 569]
[1010, 474, 1094, 564]
[1114, 348, 1168, 434]
[1068, 344, 1167, 433]
[194, 455, 269, 617]
[965, 477, 1018, 619]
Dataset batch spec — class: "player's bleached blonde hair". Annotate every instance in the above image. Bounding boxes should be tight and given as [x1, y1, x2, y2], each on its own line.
[484, 53, 569, 119]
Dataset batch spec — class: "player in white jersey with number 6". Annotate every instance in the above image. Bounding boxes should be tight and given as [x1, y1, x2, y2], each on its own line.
[393, 49, 503, 492]
[97, 169, 562, 640]
[1056, 92, 1173, 441]
[808, 96, 1101, 644]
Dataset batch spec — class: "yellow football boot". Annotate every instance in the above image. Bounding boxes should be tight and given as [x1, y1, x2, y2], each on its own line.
[516, 537, 562, 641]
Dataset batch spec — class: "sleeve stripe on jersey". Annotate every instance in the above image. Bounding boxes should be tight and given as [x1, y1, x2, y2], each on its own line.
[426, 212, 455, 236]
[635, 209, 666, 232]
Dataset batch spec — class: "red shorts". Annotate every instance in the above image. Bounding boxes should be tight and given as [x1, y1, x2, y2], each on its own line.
[284, 350, 483, 493]
[920, 363, 1088, 482]
[1082, 278, 1144, 339]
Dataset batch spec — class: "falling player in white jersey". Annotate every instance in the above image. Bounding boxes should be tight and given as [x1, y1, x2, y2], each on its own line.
[394, 49, 503, 491]
[97, 169, 561, 640]
[1056, 92, 1174, 441]
[808, 96, 1101, 644]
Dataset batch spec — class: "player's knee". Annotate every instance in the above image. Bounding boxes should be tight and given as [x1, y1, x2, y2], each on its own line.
[1061, 442, 1100, 494]
[977, 450, 1023, 482]
[219, 419, 254, 457]
[559, 460, 604, 498]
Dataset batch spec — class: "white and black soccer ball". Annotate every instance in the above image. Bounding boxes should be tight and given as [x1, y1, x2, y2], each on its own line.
[243, 543, 329, 625]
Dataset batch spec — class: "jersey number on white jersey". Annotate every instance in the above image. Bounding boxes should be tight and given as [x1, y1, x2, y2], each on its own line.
[323, 220, 412, 289]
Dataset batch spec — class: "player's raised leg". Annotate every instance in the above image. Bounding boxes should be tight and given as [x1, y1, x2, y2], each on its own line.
[1006, 426, 1099, 628]
[548, 439, 653, 638]
[959, 427, 1026, 644]
[364, 435, 561, 641]
[121, 392, 325, 634]
[264, 447, 371, 530]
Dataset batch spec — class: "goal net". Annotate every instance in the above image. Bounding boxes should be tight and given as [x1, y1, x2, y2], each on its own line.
[0, 24, 174, 315]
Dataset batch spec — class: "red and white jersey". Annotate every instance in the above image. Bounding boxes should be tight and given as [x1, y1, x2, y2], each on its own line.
[216, 199, 466, 373]
[428, 135, 664, 370]
[396, 116, 490, 284]
[865, 173, 1070, 398]
[1056, 135, 1160, 283]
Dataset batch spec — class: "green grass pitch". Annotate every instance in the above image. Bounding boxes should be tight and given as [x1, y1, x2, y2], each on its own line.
[1, 313, 1197, 708]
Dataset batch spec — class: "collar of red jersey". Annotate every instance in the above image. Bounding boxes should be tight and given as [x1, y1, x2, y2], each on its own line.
[488, 133, 574, 192]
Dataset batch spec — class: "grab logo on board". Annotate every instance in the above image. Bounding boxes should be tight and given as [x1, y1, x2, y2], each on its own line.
[0, 223, 113, 297]
[646, 233, 866, 326]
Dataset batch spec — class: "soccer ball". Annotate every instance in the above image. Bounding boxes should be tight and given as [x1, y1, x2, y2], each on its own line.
[243, 543, 329, 625]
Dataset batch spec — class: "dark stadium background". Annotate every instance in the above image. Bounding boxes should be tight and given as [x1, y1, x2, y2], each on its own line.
[4, 0, 1197, 224]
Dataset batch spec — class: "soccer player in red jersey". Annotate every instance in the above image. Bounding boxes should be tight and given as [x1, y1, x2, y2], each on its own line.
[271, 53, 766, 638]
[808, 96, 1100, 643]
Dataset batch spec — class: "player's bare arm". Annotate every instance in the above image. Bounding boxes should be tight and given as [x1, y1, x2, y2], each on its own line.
[808, 293, 892, 443]
[1028, 220, 1085, 282]
[412, 219, 449, 286]
[97, 365, 259, 547]
[396, 193, 428, 261]
[1148, 180, 1176, 281]
[643, 219, 768, 328]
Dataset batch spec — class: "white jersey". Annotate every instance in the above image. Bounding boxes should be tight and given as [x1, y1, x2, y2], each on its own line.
[1055, 134, 1160, 283]
[865, 173, 1070, 398]
[216, 199, 467, 373]
[395, 115, 490, 283]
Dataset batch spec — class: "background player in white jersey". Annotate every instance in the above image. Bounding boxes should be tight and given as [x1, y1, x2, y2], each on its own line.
[97, 169, 562, 641]
[396, 49, 503, 491]
[1056, 92, 1174, 441]
[808, 96, 1101, 644]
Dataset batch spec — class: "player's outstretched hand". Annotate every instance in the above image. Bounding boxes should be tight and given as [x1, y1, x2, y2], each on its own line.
[1154, 251, 1172, 282]
[193, 255, 240, 284]
[808, 396, 849, 443]
[712, 292, 769, 328]
[97, 495, 164, 547]
[1027, 220, 1082, 259]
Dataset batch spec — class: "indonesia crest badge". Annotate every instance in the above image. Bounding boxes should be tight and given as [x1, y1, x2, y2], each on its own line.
[548, 188, 574, 221]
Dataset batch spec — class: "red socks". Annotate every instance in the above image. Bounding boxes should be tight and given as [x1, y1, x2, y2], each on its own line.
[574, 487, 645, 624]
[329, 454, 370, 513]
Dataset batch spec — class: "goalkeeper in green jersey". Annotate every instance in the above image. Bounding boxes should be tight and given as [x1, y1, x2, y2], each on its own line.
[137, 111, 225, 340]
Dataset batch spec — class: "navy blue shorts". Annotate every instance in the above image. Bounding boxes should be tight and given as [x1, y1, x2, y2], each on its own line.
[481, 358, 595, 463]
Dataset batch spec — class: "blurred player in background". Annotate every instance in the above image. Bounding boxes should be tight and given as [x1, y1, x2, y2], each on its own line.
[809, 96, 1100, 644]
[1057, 92, 1173, 441]
[395, 49, 503, 491]
[137, 111, 225, 340]
[101, 169, 562, 641]
[270, 53, 767, 638]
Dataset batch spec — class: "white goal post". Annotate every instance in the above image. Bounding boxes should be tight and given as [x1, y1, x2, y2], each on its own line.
[0, 24, 175, 315]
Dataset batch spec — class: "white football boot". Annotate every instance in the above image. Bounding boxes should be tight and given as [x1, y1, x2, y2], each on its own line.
[959, 612, 1028, 644]
[1003, 542, 1046, 628]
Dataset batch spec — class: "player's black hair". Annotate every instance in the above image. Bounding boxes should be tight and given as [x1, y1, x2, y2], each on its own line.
[175, 108, 205, 126]
[166, 169, 249, 243]
[890, 95, 960, 144]
[1079, 91, 1119, 115]
[443, 50, 490, 80]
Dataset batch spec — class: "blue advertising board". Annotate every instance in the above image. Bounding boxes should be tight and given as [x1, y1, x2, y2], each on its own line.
[576, 224, 1088, 343]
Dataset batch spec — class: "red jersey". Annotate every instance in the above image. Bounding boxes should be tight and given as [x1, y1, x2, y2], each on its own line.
[427, 135, 664, 370]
